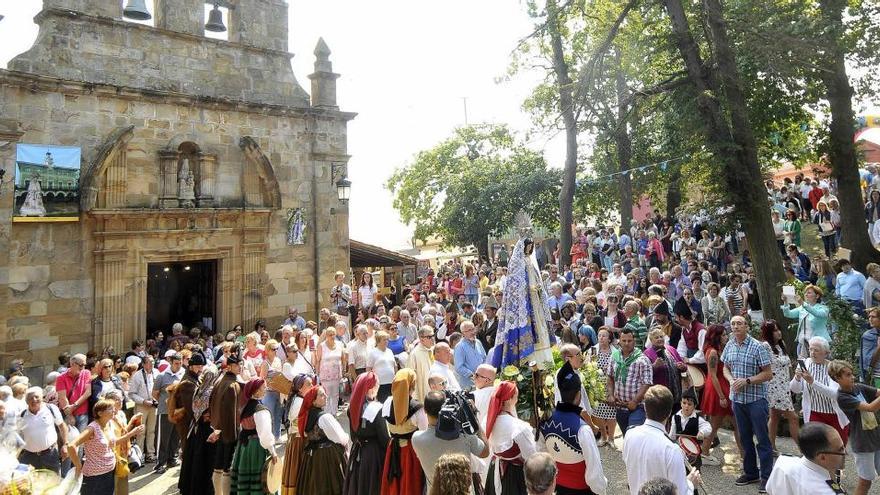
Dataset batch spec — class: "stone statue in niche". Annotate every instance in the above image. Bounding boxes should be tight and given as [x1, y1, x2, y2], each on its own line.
[287, 208, 306, 245]
[178, 158, 196, 208]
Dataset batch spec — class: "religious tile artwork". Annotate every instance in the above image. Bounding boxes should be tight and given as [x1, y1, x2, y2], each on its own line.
[14, 144, 81, 220]
[287, 207, 306, 245]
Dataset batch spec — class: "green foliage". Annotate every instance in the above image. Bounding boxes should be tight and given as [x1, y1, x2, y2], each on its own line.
[385, 125, 560, 255]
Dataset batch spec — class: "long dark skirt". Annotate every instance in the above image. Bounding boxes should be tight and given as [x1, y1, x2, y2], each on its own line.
[484, 460, 527, 495]
[298, 442, 346, 495]
[343, 440, 384, 495]
[281, 435, 304, 495]
[179, 419, 216, 495]
[82, 469, 115, 495]
[230, 437, 270, 495]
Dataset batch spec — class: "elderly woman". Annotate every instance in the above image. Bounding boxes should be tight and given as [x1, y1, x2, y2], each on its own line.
[781, 284, 831, 357]
[646, 231, 665, 269]
[103, 389, 141, 495]
[316, 327, 346, 416]
[89, 358, 125, 422]
[241, 332, 264, 382]
[790, 336, 850, 444]
[69, 398, 144, 495]
[644, 328, 686, 406]
[701, 282, 730, 326]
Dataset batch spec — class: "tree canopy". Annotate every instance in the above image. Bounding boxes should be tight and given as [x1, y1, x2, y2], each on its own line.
[385, 125, 560, 259]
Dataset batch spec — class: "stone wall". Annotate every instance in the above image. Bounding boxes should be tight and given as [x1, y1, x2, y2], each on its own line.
[0, 0, 353, 374]
[9, 2, 309, 107]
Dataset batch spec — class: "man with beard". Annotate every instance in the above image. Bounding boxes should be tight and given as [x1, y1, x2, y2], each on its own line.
[208, 349, 242, 495]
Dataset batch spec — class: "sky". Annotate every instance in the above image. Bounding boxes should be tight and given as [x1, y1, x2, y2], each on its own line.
[0, 0, 558, 250]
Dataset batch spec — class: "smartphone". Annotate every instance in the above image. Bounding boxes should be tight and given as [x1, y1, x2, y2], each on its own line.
[797, 359, 807, 371]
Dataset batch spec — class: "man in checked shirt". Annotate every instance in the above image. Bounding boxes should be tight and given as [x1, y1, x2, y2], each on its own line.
[722, 315, 775, 493]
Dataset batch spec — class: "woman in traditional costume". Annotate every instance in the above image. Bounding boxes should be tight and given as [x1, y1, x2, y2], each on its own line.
[344, 372, 389, 495]
[485, 381, 536, 495]
[380, 368, 427, 495]
[281, 374, 312, 495]
[297, 385, 350, 495]
[230, 379, 278, 494]
[179, 365, 218, 495]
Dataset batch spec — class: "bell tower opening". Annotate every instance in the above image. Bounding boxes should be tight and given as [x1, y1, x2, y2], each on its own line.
[146, 260, 217, 339]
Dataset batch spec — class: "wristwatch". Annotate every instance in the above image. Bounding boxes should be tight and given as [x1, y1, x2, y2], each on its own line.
[746, 377, 752, 385]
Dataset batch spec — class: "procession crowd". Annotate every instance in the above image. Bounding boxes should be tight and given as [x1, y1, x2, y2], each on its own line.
[6, 170, 880, 495]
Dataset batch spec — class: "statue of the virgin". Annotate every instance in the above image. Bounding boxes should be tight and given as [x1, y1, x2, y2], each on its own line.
[20, 173, 46, 217]
[490, 213, 555, 368]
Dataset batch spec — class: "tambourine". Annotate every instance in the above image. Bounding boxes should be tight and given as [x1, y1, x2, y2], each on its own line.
[261, 454, 284, 494]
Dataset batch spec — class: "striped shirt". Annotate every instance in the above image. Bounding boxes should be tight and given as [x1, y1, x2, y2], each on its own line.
[807, 360, 835, 414]
[721, 334, 771, 404]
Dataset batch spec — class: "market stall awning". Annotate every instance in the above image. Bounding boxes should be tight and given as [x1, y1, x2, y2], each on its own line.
[350, 240, 418, 268]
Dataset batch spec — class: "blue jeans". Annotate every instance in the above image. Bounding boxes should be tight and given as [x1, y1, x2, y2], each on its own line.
[262, 390, 282, 439]
[615, 404, 646, 436]
[732, 398, 774, 480]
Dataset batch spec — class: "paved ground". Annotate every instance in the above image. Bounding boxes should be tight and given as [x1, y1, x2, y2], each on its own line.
[130, 425, 866, 495]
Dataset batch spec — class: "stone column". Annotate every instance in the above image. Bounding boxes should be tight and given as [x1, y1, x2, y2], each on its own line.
[196, 152, 216, 208]
[95, 249, 129, 352]
[241, 245, 265, 331]
[0, 120, 24, 361]
[154, 0, 204, 37]
[158, 150, 179, 208]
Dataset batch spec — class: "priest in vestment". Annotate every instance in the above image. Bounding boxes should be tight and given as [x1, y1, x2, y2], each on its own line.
[406, 326, 435, 402]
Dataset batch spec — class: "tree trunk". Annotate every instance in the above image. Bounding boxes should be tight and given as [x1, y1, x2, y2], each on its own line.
[819, 0, 880, 270]
[666, 167, 682, 219]
[615, 52, 634, 234]
[548, 0, 578, 269]
[664, 0, 788, 342]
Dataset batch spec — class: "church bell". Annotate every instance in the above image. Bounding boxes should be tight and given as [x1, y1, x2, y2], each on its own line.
[205, 4, 227, 32]
[122, 0, 151, 21]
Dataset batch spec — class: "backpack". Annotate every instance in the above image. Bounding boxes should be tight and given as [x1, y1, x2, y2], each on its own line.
[166, 382, 186, 424]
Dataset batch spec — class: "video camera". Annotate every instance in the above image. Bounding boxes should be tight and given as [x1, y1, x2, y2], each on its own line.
[436, 390, 480, 440]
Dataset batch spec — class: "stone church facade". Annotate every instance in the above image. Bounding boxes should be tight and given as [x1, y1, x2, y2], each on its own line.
[0, 0, 353, 372]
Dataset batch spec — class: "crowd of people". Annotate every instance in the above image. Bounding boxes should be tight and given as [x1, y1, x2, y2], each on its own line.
[6, 171, 880, 495]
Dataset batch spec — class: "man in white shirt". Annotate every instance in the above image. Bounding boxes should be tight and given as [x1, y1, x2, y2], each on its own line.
[623, 385, 701, 495]
[18, 387, 67, 474]
[766, 422, 846, 495]
[346, 324, 373, 380]
[429, 342, 461, 392]
[129, 354, 159, 462]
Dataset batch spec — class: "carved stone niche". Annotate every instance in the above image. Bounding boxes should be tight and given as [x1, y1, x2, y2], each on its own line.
[157, 142, 216, 209]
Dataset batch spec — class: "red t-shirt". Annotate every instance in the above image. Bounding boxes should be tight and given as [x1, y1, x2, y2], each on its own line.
[56, 369, 92, 417]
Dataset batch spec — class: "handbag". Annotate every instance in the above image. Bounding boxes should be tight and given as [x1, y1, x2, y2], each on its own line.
[115, 452, 130, 478]
[128, 444, 143, 472]
[268, 372, 292, 395]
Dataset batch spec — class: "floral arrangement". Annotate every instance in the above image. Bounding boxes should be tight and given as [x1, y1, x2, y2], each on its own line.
[500, 364, 554, 422]
[548, 347, 607, 409]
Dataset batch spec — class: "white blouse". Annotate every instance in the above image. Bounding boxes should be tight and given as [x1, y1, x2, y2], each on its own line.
[253, 409, 276, 455]
[318, 414, 351, 447]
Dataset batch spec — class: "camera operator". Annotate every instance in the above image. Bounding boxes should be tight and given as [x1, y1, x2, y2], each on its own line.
[412, 390, 489, 495]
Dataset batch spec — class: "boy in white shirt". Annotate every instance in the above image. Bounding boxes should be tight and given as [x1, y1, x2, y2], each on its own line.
[668, 389, 714, 467]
